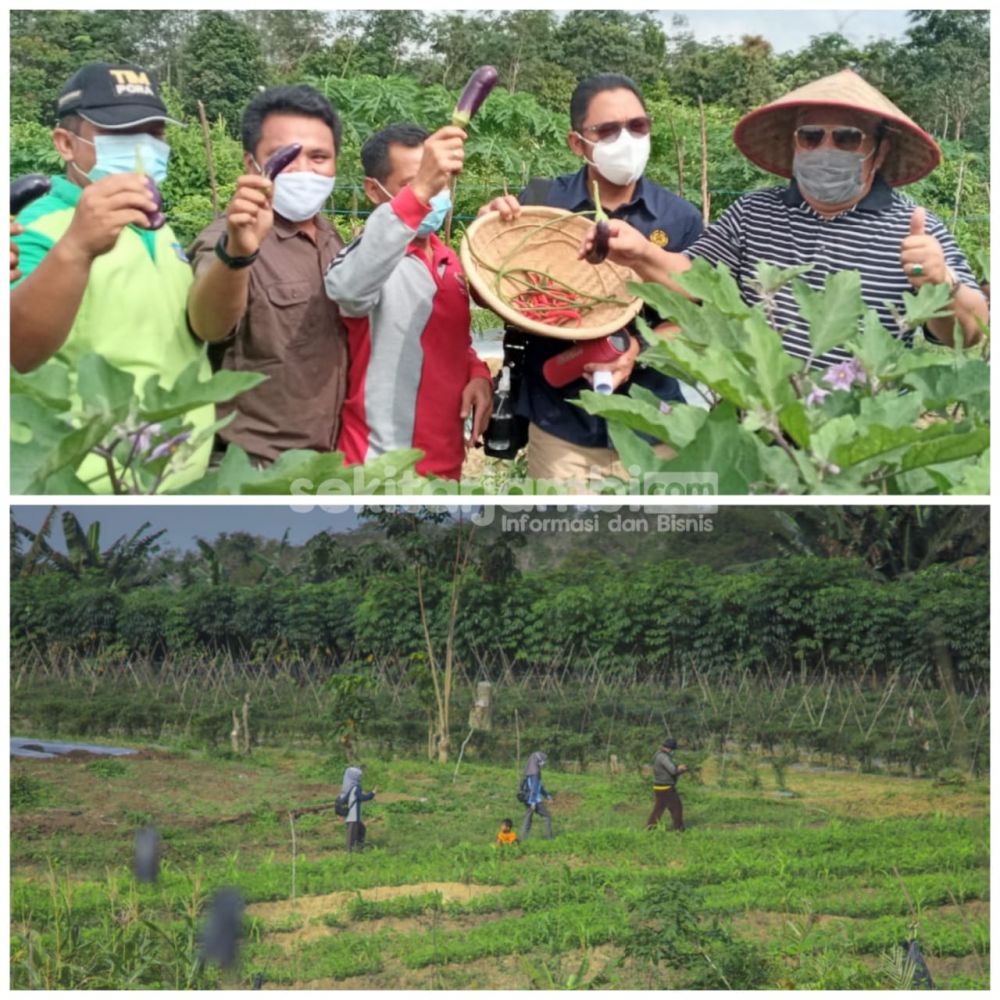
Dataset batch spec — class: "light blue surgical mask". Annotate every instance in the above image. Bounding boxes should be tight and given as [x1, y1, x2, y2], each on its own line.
[416, 190, 452, 238]
[73, 132, 171, 184]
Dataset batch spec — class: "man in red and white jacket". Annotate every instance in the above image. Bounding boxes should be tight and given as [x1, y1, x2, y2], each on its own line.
[324, 123, 492, 480]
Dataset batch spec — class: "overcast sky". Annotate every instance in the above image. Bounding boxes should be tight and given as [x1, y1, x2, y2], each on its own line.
[658, 9, 911, 52]
[11, 505, 364, 552]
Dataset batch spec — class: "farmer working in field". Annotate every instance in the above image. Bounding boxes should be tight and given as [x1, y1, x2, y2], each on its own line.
[324, 123, 493, 480]
[187, 85, 348, 466]
[647, 737, 687, 831]
[10, 62, 214, 489]
[520, 750, 555, 840]
[340, 765, 376, 853]
[583, 69, 987, 366]
[479, 74, 704, 485]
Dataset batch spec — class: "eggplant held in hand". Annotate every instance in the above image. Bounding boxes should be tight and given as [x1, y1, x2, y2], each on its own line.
[452, 66, 499, 128]
[10, 174, 52, 216]
[263, 143, 303, 180]
[143, 177, 167, 230]
[585, 181, 611, 264]
[586, 220, 611, 264]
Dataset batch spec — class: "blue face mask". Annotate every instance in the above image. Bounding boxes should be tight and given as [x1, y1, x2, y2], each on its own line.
[416, 190, 452, 238]
[74, 133, 171, 185]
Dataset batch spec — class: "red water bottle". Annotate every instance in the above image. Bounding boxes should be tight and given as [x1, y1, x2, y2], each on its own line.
[542, 332, 631, 389]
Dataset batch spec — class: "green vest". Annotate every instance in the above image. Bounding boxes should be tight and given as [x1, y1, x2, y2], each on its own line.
[15, 176, 213, 492]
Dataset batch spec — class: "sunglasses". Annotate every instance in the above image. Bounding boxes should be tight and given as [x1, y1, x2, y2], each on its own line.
[579, 116, 652, 143]
[794, 125, 867, 152]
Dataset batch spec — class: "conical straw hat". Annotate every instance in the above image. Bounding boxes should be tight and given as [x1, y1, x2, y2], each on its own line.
[733, 68, 940, 187]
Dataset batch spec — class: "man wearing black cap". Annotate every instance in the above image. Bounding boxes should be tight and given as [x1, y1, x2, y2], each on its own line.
[647, 737, 687, 831]
[10, 62, 214, 490]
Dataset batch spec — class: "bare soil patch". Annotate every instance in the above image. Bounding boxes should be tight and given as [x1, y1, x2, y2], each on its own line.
[249, 880, 505, 954]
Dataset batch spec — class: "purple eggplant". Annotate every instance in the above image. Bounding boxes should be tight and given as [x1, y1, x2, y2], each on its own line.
[585, 180, 611, 264]
[452, 66, 499, 128]
[10, 174, 52, 216]
[143, 176, 167, 230]
[263, 143, 303, 180]
[586, 220, 611, 264]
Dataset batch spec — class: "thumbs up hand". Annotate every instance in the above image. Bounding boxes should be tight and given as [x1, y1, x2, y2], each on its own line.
[900, 206, 947, 287]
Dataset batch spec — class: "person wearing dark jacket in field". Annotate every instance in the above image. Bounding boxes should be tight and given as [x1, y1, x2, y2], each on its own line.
[647, 738, 687, 831]
[520, 751, 555, 840]
[340, 765, 376, 852]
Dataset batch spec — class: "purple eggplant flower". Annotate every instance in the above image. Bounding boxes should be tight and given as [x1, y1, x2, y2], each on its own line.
[805, 385, 830, 407]
[149, 431, 191, 460]
[822, 358, 868, 392]
[131, 423, 162, 454]
[659, 401, 673, 415]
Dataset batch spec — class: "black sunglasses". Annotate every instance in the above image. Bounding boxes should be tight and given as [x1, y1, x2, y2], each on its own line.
[794, 125, 867, 152]
[580, 116, 652, 143]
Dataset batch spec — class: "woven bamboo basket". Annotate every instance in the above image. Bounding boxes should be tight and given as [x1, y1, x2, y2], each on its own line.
[460, 207, 643, 341]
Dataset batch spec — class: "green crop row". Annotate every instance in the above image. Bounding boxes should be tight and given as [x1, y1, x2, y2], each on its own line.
[344, 891, 444, 922]
[243, 929, 385, 984]
[397, 900, 627, 969]
[699, 868, 989, 919]
[784, 910, 989, 958]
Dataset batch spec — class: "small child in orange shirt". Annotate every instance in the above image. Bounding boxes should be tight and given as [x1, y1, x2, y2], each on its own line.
[495, 817, 518, 846]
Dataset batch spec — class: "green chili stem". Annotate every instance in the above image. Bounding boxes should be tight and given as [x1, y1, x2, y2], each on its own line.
[467, 210, 634, 322]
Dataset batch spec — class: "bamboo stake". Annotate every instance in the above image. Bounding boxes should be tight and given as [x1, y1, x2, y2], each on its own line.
[452, 728, 475, 782]
[514, 707, 521, 771]
[241, 693, 251, 755]
[697, 95, 710, 228]
[662, 100, 684, 199]
[288, 812, 297, 904]
[197, 100, 220, 218]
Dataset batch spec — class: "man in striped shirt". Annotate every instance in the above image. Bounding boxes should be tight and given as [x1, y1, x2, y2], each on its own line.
[584, 70, 987, 366]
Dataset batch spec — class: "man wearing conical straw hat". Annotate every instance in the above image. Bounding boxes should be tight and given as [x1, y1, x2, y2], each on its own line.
[585, 69, 987, 365]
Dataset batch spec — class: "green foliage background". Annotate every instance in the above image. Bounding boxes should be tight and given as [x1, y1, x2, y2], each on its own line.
[10, 507, 989, 683]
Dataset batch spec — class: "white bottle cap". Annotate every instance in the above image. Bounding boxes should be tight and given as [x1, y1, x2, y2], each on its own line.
[592, 371, 614, 394]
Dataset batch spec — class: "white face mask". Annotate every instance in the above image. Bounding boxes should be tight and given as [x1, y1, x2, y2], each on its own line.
[577, 131, 650, 187]
[268, 170, 335, 222]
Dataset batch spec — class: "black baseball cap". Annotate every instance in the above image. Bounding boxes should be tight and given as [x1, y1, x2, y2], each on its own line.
[56, 62, 181, 129]
[662, 738, 678, 750]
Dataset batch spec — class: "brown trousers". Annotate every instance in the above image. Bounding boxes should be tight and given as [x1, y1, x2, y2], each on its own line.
[647, 787, 684, 830]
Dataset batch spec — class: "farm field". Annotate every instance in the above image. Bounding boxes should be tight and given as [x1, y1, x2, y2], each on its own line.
[10, 742, 989, 990]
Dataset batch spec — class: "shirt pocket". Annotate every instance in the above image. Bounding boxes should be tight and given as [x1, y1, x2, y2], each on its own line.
[265, 280, 314, 343]
[240, 280, 312, 363]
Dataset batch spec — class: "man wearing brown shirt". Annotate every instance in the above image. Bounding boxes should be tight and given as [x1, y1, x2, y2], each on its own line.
[187, 85, 347, 463]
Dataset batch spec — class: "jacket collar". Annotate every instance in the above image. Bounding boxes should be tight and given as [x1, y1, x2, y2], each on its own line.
[273, 211, 335, 241]
[564, 164, 654, 218]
